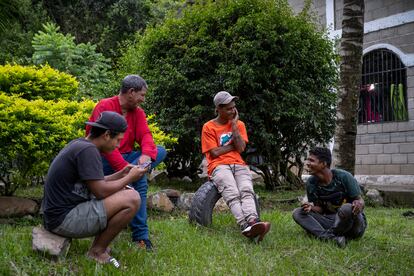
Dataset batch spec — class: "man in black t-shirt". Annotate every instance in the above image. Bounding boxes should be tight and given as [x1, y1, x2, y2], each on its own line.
[292, 147, 367, 248]
[43, 111, 148, 268]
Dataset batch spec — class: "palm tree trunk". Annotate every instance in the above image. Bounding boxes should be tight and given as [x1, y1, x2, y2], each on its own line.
[333, 0, 365, 175]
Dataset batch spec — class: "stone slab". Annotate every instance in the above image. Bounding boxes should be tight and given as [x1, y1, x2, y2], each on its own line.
[32, 226, 71, 258]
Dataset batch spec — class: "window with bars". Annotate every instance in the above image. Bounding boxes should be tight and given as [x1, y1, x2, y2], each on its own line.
[358, 48, 408, 124]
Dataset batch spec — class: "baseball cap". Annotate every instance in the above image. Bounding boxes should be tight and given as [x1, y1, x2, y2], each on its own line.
[213, 91, 239, 107]
[85, 111, 127, 132]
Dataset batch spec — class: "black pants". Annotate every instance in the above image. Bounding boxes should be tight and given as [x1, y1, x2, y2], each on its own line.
[292, 203, 367, 240]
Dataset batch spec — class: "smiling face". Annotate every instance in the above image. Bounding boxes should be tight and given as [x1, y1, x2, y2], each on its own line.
[217, 101, 236, 121]
[126, 87, 147, 110]
[305, 154, 327, 175]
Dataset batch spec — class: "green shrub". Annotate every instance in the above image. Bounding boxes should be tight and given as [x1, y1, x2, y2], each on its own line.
[118, 0, 338, 188]
[0, 92, 95, 195]
[147, 114, 178, 149]
[32, 23, 111, 99]
[0, 92, 176, 195]
[0, 64, 78, 100]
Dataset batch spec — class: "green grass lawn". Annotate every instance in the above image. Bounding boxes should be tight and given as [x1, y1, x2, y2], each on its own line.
[1, 185, 413, 275]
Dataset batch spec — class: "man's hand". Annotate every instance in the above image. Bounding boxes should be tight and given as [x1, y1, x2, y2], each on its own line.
[120, 164, 134, 177]
[352, 198, 364, 215]
[138, 154, 151, 165]
[127, 165, 148, 182]
[301, 202, 314, 213]
[232, 107, 239, 124]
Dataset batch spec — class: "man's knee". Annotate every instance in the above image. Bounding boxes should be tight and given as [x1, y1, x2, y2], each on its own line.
[155, 145, 167, 164]
[124, 189, 141, 211]
[240, 185, 255, 197]
[338, 203, 353, 218]
[292, 207, 305, 223]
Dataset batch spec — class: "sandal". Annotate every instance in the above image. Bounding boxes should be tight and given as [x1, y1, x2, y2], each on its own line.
[106, 257, 120, 269]
[86, 253, 121, 269]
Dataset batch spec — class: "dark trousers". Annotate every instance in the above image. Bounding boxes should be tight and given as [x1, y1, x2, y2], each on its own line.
[292, 203, 367, 240]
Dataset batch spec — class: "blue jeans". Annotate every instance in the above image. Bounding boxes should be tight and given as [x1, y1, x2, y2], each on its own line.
[102, 145, 167, 241]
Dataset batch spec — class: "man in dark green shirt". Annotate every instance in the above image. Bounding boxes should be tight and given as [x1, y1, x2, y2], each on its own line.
[292, 147, 367, 247]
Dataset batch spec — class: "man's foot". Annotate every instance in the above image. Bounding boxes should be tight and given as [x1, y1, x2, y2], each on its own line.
[136, 239, 153, 251]
[86, 250, 120, 268]
[334, 236, 346, 248]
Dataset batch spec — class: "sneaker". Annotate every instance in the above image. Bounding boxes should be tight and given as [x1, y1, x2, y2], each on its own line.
[257, 221, 271, 242]
[242, 219, 268, 239]
[136, 239, 153, 251]
[241, 218, 259, 237]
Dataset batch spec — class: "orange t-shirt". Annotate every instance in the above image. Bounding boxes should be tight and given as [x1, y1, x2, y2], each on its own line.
[201, 119, 248, 176]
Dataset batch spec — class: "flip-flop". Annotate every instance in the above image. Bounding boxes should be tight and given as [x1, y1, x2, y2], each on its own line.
[86, 253, 120, 269]
[106, 257, 120, 269]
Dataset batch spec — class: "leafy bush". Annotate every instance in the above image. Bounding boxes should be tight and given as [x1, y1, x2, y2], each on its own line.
[147, 115, 178, 149]
[0, 91, 176, 195]
[0, 64, 78, 100]
[0, 93, 95, 195]
[118, 0, 338, 189]
[32, 23, 111, 99]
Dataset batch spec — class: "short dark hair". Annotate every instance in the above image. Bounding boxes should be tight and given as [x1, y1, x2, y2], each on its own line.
[89, 126, 121, 139]
[120, 75, 148, 94]
[309, 147, 332, 167]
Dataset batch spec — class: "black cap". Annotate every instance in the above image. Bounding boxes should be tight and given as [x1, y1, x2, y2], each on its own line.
[85, 111, 127, 132]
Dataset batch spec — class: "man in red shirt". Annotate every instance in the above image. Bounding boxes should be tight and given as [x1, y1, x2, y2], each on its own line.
[86, 75, 167, 250]
[201, 91, 271, 242]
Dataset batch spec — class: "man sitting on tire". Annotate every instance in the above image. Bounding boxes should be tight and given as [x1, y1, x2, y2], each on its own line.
[201, 91, 271, 241]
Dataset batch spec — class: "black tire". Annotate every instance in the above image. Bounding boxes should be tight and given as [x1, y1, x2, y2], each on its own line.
[189, 181, 220, 227]
[189, 181, 261, 227]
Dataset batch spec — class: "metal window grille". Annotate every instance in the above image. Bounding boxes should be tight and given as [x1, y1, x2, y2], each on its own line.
[358, 48, 408, 124]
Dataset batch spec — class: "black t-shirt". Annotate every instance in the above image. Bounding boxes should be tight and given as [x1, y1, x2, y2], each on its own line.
[42, 138, 104, 230]
[306, 169, 361, 213]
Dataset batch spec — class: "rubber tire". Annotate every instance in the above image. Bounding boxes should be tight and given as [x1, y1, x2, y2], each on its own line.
[189, 181, 260, 227]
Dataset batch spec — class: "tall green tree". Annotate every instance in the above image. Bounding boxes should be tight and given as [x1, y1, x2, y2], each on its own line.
[40, 0, 153, 59]
[32, 23, 111, 99]
[119, 0, 338, 189]
[333, 0, 365, 174]
[0, 0, 49, 64]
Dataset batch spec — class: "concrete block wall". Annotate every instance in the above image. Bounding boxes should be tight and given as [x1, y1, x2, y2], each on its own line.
[287, 0, 414, 176]
[335, 0, 414, 30]
[355, 66, 414, 175]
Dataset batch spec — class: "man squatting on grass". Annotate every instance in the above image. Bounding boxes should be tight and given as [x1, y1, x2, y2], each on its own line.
[43, 111, 147, 267]
[293, 147, 367, 247]
[86, 75, 167, 251]
[202, 91, 271, 241]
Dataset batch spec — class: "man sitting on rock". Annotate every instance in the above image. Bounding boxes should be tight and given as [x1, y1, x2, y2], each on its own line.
[201, 91, 271, 242]
[292, 147, 367, 247]
[42, 111, 147, 267]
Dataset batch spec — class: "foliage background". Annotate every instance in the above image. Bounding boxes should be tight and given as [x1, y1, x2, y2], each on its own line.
[118, 0, 338, 189]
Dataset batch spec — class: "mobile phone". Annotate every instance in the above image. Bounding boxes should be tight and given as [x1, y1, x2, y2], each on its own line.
[138, 161, 151, 169]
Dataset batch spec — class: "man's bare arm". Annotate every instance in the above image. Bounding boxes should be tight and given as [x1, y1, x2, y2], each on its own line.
[87, 166, 147, 199]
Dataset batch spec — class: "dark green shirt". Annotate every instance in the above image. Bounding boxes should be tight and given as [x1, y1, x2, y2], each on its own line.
[306, 169, 361, 213]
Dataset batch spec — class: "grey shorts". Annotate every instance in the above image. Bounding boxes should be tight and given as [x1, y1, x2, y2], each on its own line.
[52, 199, 107, 238]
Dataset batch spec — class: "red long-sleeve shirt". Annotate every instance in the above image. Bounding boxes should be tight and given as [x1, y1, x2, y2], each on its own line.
[86, 95, 157, 171]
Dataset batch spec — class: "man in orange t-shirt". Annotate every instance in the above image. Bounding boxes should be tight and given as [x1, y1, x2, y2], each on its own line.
[201, 91, 271, 241]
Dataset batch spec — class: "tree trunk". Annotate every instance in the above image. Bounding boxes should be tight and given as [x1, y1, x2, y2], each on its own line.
[333, 0, 365, 175]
